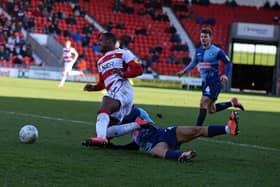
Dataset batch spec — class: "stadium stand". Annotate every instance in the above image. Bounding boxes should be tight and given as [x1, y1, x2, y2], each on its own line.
[0, 0, 279, 78]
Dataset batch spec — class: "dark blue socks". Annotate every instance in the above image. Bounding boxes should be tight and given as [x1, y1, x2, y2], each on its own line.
[165, 150, 183, 160]
[196, 108, 207, 126]
[215, 102, 232, 112]
[208, 125, 226, 137]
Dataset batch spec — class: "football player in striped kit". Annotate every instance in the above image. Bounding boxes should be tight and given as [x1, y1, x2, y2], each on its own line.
[83, 32, 143, 145]
[58, 40, 83, 87]
[177, 27, 244, 126]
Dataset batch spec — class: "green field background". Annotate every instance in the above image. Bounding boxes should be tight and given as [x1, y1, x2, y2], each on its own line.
[0, 77, 279, 187]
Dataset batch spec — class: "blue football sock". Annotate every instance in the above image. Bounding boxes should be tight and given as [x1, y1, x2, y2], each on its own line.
[196, 108, 207, 126]
[165, 150, 183, 160]
[208, 125, 226, 137]
[215, 102, 232, 112]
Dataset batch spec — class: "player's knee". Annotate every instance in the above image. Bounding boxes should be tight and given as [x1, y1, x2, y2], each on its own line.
[191, 127, 203, 136]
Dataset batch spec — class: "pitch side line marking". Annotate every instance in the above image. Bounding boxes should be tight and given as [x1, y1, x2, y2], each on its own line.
[1, 110, 280, 153]
[1, 110, 93, 126]
[198, 138, 280, 153]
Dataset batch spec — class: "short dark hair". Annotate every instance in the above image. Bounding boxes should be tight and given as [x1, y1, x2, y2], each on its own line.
[101, 32, 117, 44]
[200, 27, 212, 36]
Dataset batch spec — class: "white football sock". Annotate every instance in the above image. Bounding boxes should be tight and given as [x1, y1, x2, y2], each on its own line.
[96, 112, 110, 138]
[59, 75, 67, 86]
[225, 126, 230, 135]
[107, 122, 140, 138]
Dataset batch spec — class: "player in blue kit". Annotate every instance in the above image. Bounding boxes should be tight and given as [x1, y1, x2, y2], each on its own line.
[177, 27, 244, 126]
[83, 107, 240, 162]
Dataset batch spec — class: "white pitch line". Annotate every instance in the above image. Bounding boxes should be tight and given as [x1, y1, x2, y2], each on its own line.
[198, 138, 280, 153]
[1, 110, 280, 153]
[0, 110, 93, 126]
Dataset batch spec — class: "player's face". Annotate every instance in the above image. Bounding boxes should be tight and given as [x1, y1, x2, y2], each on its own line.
[200, 33, 212, 48]
[99, 35, 114, 53]
[65, 41, 71, 48]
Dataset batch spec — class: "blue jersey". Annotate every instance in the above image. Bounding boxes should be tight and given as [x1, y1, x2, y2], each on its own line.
[183, 44, 232, 80]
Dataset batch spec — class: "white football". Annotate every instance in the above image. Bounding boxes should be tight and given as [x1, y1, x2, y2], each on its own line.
[19, 125, 39, 143]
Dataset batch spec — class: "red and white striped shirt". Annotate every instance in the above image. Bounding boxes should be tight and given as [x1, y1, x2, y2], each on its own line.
[96, 48, 143, 90]
[63, 47, 76, 63]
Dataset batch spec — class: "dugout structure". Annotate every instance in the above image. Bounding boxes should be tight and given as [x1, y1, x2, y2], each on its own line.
[228, 22, 280, 95]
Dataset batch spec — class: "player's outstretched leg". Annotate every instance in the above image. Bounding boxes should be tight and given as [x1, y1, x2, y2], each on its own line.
[231, 97, 244, 111]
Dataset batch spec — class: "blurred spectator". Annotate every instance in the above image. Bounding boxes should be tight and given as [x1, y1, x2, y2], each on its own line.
[141, 57, 152, 73]
[0, 45, 10, 60]
[224, 0, 238, 8]
[21, 43, 33, 58]
[165, 25, 177, 34]
[106, 20, 114, 32]
[150, 45, 163, 54]
[120, 34, 132, 49]
[26, 16, 35, 31]
[73, 4, 81, 17]
[273, 16, 280, 23]
[12, 44, 24, 56]
[13, 55, 24, 67]
[113, 0, 124, 13]
[135, 26, 147, 35]
[116, 20, 125, 29]
[181, 55, 191, 65]
[76, 55, 90, 73]
[82, 23, 95, 35]
[171, 43, 189, 52]
[66, 16, 77, 25]
[272, 1, 280, 9]
[123, 4, 134, 14]
[166, 53, 178, 64]
[150, 52, 159, 63]
[263, 0, 271, 9]
[92, 43, 101, 54]
[82, 33, 91, 47]
[170, 33, 181, 43]
[177, 4, 195, 20]
[137, 8, 146, 16]
[70, 31, 83, 43]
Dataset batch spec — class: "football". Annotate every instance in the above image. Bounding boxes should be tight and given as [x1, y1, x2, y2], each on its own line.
[19, 125, 39, 144]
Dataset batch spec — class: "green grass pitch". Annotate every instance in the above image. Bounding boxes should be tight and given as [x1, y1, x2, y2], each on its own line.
[0, 77, 279, 187]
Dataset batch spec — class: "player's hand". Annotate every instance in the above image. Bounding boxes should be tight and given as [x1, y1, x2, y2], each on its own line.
[113, 68, 124, 77]
[83, 84, 95, 91]
[220, 75, 228, 84]
[176, 70, 184, 77]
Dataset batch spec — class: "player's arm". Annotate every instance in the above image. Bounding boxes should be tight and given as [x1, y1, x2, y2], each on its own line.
[107, 141, 140, 151]
[122, 60, 143, 78]
[176, 54, 198, 77]
[218, 50, 233, 83]
[83, 72, 105, 91]
[71, 48, 79, 62]
[120, 50, 143, 78]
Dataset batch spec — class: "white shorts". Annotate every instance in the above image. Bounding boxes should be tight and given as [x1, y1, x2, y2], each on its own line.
[64, 62, 75, 72]
[105, 80, 134, 121]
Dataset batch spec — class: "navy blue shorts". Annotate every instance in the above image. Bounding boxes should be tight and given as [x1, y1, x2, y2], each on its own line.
[202, 76, 222, 100]
[137, 127, 180, 152]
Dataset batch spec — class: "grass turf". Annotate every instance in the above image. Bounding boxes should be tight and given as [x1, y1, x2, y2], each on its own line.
[0, 77, 279, 187]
